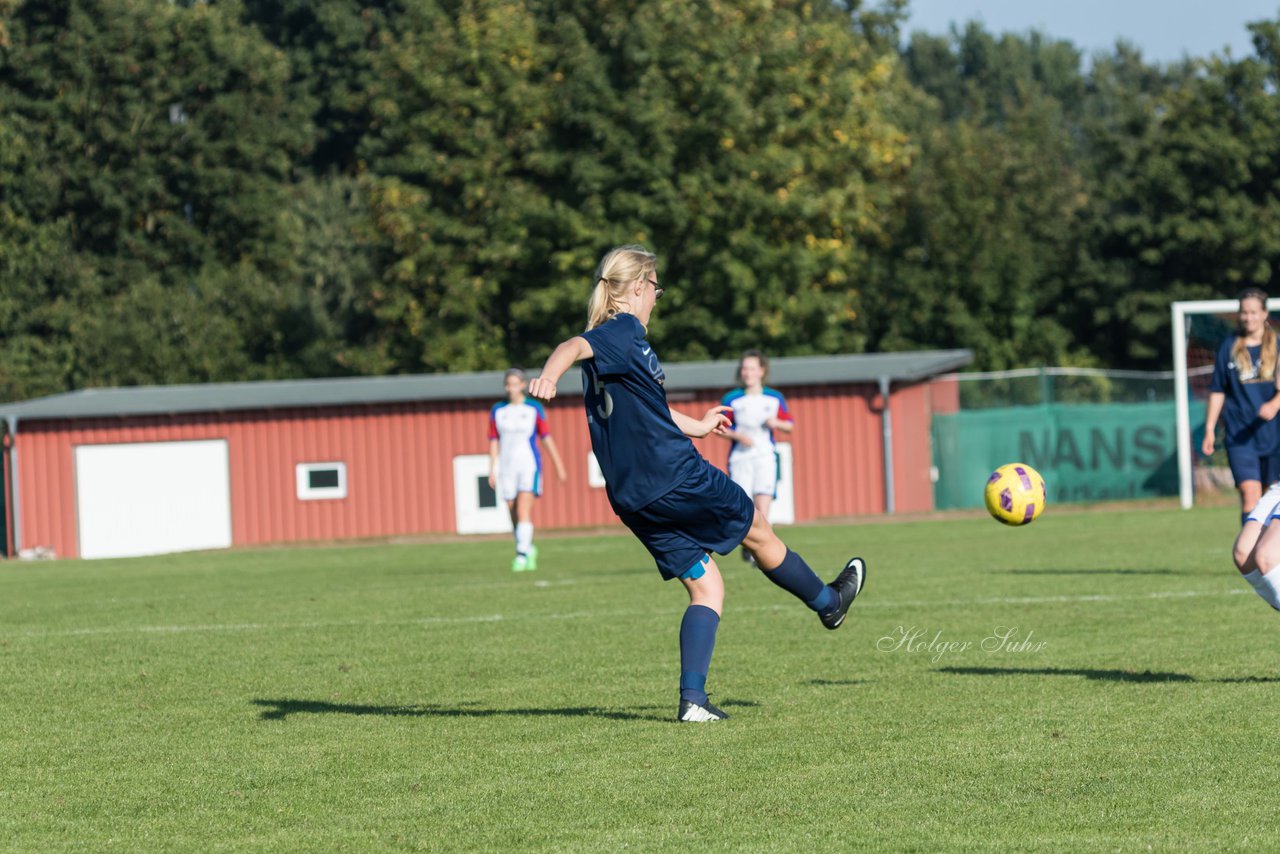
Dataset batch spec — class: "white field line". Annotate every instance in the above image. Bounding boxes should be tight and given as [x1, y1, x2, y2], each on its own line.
[10, 587, 1251, 640]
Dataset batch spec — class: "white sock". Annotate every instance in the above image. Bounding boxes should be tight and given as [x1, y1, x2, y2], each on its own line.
[1244, 569, 1280, 611]
[516, 522, 534, 555]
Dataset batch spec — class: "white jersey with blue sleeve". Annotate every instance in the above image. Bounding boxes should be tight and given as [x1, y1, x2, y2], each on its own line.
[721, 387, 793, 499]
[722, 387, 793, 462]
[488, 399, 550, 500]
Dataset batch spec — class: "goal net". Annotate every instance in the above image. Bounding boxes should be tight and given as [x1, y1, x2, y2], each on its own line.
[1172, 299, 1280, 508]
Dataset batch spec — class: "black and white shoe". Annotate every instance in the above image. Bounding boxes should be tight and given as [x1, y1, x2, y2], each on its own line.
[677, 699, 729, 722]
[818, 557, 866, 630]
[741, 547, 757, 567]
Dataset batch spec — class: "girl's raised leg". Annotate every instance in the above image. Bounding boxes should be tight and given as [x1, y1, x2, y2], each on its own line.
[742, 510, 866, 629]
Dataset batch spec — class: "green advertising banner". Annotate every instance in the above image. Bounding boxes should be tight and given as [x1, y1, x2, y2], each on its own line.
[932, 401, 1204, 510]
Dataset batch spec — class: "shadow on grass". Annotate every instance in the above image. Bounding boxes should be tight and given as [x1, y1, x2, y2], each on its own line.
[1212, 675, 1280, 684]
[253, 697, 760, 722]
[936, 666, 1195, 683]
[939, 667, 1280, 685]
[808, 679, 869, 686]
[1006, 568, 1180, 576]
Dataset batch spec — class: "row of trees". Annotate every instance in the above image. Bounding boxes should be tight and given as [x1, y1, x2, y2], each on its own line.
[2, 0, 1280, 401]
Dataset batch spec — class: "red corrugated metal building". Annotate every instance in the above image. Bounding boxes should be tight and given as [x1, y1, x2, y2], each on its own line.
[0, 350, 970, 559]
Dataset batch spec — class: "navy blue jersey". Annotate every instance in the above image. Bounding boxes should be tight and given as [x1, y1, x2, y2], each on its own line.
[1211, 335, 1280, 451]
[578, 313, 701, 512]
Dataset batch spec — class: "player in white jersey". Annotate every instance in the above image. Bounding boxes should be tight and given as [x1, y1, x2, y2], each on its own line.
[488, 368, 567, 571]
[718, 350, 794, 563]
[1231, 479, 1280, 610]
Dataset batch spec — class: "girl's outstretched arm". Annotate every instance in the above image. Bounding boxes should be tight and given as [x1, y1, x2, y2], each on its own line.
[528, 336, 594, 401]
[671, 406, 732, 439]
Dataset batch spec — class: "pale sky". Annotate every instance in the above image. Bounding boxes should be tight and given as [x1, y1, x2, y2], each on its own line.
[905, 0, 1280, 64]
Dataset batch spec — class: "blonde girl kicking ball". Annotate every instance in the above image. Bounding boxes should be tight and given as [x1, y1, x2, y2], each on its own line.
[527, 245, 866, 723]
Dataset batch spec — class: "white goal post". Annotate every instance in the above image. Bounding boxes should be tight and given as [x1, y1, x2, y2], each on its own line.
[1172, 298, 1280, 509]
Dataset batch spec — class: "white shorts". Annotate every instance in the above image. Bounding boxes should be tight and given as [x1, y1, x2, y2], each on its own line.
[497, 464, 542, 502]
[1248, 482, 1280, 525]
[729, 453, 778, 498]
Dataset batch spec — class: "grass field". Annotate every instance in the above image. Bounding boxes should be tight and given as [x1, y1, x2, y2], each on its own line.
[3, 505, 1280, 851]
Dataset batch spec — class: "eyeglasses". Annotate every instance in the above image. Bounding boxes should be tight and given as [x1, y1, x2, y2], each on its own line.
[647, 279, 665, 300]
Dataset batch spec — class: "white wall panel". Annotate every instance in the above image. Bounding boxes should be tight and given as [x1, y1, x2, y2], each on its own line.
[75, 440, 232, 559]
[453, 454, 514, 535]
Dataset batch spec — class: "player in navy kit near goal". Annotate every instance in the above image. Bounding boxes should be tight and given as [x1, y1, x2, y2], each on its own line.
[1202, 287, 1280, 521]
[528, 245, 866, 723]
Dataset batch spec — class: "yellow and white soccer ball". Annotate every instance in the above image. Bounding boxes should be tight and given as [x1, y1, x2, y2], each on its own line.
[984, 463, 1047, 526]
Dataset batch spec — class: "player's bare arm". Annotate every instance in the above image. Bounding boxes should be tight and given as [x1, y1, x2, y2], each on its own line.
[765, 416, 795, 433]
[543, 435, 569, 482]
[529, 336, 595, 401]
[671, 405, 731, 439]
[1262, 371, 1280, 421]
[1203, 391, 1225, 456]
[487, 438, 500, 489]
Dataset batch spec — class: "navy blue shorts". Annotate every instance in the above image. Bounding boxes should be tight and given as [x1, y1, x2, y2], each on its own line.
[1227, 445, 1278, 486]
[616, 460, 755, 581]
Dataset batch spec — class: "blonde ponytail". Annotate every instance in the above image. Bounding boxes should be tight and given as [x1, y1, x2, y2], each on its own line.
[585, 245, 658, 330]
[1262, 324, 1278, 382]
[585, 278, 624, 331]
